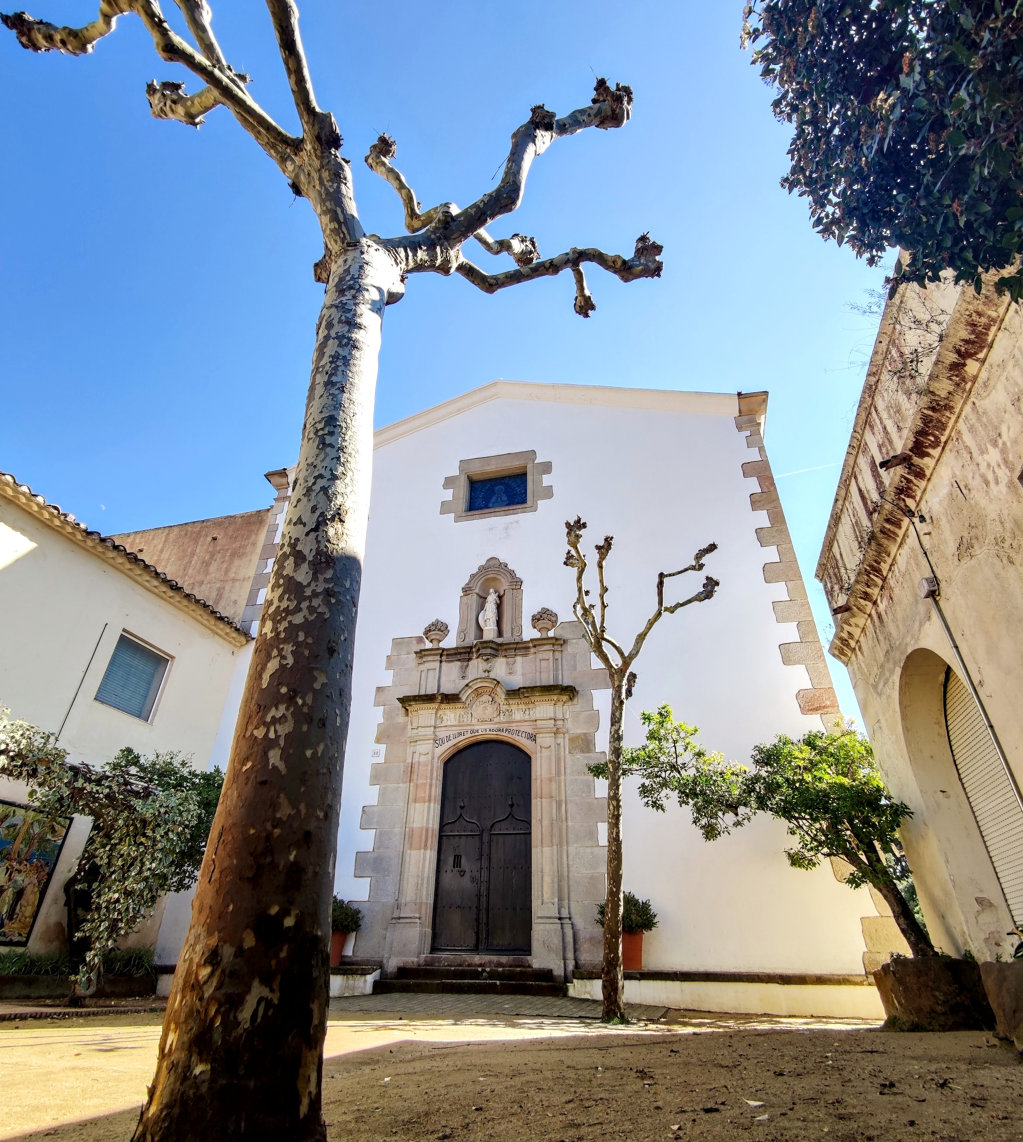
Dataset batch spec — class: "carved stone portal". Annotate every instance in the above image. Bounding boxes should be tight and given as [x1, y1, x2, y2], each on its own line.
[354, 616, 609, 983]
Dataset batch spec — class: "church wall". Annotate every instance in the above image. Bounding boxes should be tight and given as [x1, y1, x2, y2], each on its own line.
[338, 385, 876, 980]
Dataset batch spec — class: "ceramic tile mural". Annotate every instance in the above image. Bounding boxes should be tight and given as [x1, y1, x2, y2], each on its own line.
[0, 800, 70, 946]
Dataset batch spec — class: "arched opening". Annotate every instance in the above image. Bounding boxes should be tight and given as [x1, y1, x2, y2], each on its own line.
[432, 740, 531, 954]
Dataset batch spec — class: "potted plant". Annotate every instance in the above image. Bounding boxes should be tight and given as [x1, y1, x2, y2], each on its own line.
[330, 897, 362, 967]
[596, 892, 658, 971]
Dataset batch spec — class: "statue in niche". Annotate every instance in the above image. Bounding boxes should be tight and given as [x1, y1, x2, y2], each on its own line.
[478, 588, 500, 638]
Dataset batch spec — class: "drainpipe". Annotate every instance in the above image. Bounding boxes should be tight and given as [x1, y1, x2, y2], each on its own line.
[56, 623, 107, 741]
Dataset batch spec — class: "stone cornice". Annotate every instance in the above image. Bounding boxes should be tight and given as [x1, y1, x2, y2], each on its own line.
[399, 683, 578, 711]
[0, 472, 250, 647]
[374, 381, 748, 449]
[414, 636, 563, 666]
[818, 278, 1011, 664]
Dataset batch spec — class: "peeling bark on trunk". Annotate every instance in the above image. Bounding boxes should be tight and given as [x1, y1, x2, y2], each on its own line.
[132, 241, 403, 1142]
[602, 686, 627, 1021]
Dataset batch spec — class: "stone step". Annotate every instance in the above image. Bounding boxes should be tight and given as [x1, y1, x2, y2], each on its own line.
[391, 965, 555, 983]
[373, 978, 565, 997]
[419, 954, 534, 969]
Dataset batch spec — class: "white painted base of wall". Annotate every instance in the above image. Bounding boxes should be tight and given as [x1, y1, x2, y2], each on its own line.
[567, 977, 884, 1021]
[329, 969, 380, 997]
[160, 968, 382, 999]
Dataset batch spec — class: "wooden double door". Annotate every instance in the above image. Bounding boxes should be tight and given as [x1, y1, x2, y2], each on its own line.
[432, 740, 532, 954]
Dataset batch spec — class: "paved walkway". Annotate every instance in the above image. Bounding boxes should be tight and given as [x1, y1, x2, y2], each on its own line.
[0, 991, 667, 1023]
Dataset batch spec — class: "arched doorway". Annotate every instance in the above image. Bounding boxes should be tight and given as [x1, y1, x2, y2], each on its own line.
[432, 740, 531, 954]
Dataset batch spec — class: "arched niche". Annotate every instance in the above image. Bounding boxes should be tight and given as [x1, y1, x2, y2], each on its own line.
[898, 647, 1016, 954]
[456, 557, 523, 645]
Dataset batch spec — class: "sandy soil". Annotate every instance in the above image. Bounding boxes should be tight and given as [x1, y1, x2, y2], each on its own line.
[3, 1012, 1021, 1142]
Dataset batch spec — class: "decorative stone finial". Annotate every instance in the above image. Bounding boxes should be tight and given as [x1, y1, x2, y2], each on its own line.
[423, 619, 449, 647]
[531, 607, 558, 636]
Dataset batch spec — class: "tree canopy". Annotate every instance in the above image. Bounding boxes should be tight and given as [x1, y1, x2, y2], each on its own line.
[742, 0, 1023, 299]
[0, 716, 223, 986]
[616, 709, 935, 956]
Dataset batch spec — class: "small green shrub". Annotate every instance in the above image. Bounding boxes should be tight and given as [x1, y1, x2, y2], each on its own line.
[331, 897, 362, 933]
[0, 949, 70, 976]
[595, 891, 658, 933]
[102, 947, 155, 977]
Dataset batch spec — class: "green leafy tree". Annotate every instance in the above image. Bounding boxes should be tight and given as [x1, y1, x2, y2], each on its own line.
[742, 0, 1023, 299]
[0, 716, 223, 986]
[616, 708, 936, 958]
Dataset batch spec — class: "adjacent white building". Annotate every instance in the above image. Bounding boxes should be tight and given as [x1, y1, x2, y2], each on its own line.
[0, 472, 250, 953]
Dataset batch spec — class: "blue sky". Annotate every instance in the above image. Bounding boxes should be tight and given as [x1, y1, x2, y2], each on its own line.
[0, 3, 886, 718]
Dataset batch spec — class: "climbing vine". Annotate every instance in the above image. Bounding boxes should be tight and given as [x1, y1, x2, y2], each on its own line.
[0, 715, 222, 987]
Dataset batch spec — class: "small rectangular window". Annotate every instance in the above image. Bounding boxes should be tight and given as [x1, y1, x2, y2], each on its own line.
[467, 472, 527, 512]
[95, 633, 170, 721]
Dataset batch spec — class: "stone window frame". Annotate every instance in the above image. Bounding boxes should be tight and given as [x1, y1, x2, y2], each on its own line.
[440, 450, 553, 524]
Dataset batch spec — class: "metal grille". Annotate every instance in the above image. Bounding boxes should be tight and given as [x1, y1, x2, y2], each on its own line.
[944, 669, 1023, 925]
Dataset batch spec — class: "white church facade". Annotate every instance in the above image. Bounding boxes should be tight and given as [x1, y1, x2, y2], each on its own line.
[3, 381, 895, 1017]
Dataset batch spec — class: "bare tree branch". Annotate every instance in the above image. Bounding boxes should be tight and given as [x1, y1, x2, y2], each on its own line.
[456, 234, 662, 316]
[366, 134, 541, 270]
[625, 544, 720, 664]
[447, 80, 634, 244]
[365, 78, 639, 275]
[265, 0, 332, 144]
[133, 1, 297, 160]
[365, 135, 450, 232]
[595, 535, 612, 635]
[1, 1, 130, 54]
[2, 1, 298, 163]
[565, 518, 626, 670]
[472, 230, 540, 267]
[571, 266, 596, 317]
[146, 78, 219, 126]
[172, 0, 227, 69]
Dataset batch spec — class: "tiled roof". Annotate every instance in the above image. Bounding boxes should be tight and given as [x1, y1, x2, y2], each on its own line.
[0, 471, 251, 643]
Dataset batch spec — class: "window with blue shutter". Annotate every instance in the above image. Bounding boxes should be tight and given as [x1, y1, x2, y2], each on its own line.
[94, 634, 170, 721]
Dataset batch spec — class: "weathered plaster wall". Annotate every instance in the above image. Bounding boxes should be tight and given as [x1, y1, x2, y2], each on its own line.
[819, 284, 1023, 960]
[113, 507, 272, 625]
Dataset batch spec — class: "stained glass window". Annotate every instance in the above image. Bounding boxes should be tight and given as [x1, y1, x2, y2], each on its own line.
[467, 473, 527, 512]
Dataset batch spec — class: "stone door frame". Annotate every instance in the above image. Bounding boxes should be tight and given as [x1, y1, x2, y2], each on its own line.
[355, 623, 609, 981]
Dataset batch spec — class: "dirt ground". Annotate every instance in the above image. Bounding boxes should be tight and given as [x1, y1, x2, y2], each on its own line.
[3, 1011, 1022, 1142]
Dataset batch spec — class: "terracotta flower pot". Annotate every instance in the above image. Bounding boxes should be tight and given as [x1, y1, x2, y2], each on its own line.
[330, 931, 349, 967]
[622, 930, 644, 971]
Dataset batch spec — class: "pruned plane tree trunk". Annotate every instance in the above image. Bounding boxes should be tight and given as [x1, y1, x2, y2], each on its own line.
[2, 3, 663, 1138]
[563, 518, 718, 1021]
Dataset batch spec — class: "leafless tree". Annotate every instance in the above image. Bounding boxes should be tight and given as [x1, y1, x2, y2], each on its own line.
[564, 517, 717, 1020]
[2, 2, 663, 1137]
